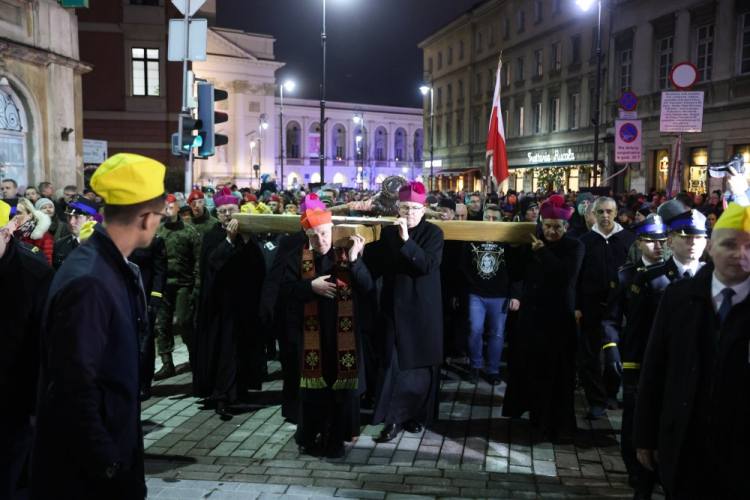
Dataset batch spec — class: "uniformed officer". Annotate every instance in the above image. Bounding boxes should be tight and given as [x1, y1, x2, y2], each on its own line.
[600, 214, 667, 496]
[187, 189, 219, 238]
[32, 153, 167, 499]
[153, 194, 201, 380]
[0, 200, 54, 500]
[621, 209, 707, 499]
[52, 195, 99, 270]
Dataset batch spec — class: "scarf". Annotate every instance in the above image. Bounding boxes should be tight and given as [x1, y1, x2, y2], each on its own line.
[17, 219, 35, 239]
[300, 244, 358, 390]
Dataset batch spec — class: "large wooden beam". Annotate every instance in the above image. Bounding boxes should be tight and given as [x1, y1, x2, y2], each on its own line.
[233, 213, 396, 235]
[430, 220, 537, 245]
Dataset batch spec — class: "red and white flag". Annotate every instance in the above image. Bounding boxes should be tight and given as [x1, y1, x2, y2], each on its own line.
[486, 58, 509, 185]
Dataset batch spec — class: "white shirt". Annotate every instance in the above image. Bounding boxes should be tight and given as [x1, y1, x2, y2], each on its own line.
[673, 258, 702, 278]
[711, 272, 750, 312]
[592, 222, 624, 240]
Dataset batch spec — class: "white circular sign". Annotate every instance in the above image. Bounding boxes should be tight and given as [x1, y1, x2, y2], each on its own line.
[670, 62, 699, 90]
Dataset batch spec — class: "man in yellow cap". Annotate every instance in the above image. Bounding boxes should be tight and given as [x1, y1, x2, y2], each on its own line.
[634, 202, 750, 499]
[31, 153, 167, 500]
[0, 200, 54, 499]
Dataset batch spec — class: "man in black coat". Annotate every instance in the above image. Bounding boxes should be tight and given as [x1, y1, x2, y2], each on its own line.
[634, 203, 750, 499]
[52, 195, 99, 270]
[0, 201, 54, 500]
[365, 182, 444, 443]
[31, 154, 167, 500]
[576, 197, 636, 419]
[502, 195, 584, 439]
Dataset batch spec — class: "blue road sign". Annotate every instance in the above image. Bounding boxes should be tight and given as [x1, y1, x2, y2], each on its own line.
[620, 122, 638, 143]
[620, 91, 637, 112]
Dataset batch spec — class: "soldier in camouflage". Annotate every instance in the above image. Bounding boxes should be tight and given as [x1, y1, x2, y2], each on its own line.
[153, 194, 202, 380]
[187, 189, 219, 238]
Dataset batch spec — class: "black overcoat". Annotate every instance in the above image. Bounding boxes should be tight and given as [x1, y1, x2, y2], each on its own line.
[633, 264, 750, 495]
[364, 217, 444, 370]
[31, 225, 147, 500]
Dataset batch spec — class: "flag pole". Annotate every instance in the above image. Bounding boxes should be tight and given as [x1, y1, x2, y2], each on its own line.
[484, 51, 502, 203]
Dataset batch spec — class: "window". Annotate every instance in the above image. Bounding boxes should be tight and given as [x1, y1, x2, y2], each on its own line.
[438, 51, 443, 70]
[459, 40, 465, 59]
[549, 97, 560, 132]
[620, 48, 632, 93]
[447, 84, 453, 104]
[518, 10, 526, 32]
[532, 102, 542, 134]
[448, 46, 453, 65]
[446, 121, 452, 146]
[475, 73, 482, 95]
[741, 13, 750, 74]
[534, 49, 543, 76]
[657, 36, 674, 89]
[428, 57, 433, 73]
[516, 106, 525, 137]
[376, 147, 385, 161]
[517, 57, 525, 81]
[551, 42, 562, 70]
[696, 24, 714, 82]
[571, 35, 582, 65]
[569, 93, 580, 130]
[502, 62, 511, 86]
[458, 79, 465, 99]
[534, 0, 543, 24]
[396, 147, 403, 159]
[457, 119, 464, 145]
[503, 109, 509, 131]
[553, 0, 562, 14]
[437, 87, 443, 107]
[490, 24, 497, 45]
[131, 48, 160, 96]
[503, 18, 511, 40]
[473, 115, 481, 142]
[476, 31, 484, 52]
[488, 68, 495, 92]
[436, 124, 442, 147]
[336, 146, 343, 159]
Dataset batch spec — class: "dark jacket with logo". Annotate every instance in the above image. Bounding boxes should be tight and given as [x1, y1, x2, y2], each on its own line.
[32, 225, 147, 500]
[459, 241, 521, 299]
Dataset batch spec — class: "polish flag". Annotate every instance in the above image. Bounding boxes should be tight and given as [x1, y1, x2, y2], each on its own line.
[486, 59, 509, 185]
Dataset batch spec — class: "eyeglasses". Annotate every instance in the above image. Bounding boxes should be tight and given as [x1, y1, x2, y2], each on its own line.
[142, 212, 170, 223]
[218, 208, 239, 215]
[399, 205, 424, 213]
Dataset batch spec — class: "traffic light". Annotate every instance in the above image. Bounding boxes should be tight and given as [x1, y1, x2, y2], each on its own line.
[173, 113, 203, 156]
[197, 82, 228, 157]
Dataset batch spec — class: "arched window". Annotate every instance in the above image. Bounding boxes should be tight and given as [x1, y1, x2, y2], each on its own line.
[374, 126, 388, 161]
[331, 124, 346, 160]
[414, 129, 423, 161]
[374, 173, 387, 185]
[333, 172, 347, 185]
[286, 121, 301, 159]
[394, 128, 407, 161]
[0, 87, 28, 185]
[287, 172, 300, 189]
[353, 124, 366, 161]
[310, 172, 321, 184]
[308, 122, 321, 158]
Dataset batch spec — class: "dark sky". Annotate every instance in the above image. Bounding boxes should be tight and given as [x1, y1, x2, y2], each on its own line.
[218, 0, 480, 108]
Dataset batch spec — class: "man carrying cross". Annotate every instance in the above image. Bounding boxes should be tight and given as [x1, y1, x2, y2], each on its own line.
[280, 199, 373, 458]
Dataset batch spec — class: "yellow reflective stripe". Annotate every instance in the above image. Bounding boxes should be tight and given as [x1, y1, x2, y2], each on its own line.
[151, 291, 163, 298]
[623, 362, 641, 369]
[602, 343, 617, 350]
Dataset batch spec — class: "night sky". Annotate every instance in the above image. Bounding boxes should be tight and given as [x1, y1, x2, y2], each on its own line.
[218, 0, 481, 108]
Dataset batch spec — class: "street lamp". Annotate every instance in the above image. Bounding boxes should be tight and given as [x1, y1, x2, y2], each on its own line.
[577, 0, 602, 186]
[420, 70, 435, 191]
[279, 80, 295, 190]
[353, 106, 365, 189]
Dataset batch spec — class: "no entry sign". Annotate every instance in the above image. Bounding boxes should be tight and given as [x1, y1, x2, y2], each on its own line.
[670, 62, 699, 90]
[615, 119, 642, 163]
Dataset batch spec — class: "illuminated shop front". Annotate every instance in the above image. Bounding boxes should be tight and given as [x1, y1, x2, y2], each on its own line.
[688, 147, 708, 194]
[507, 147, 599, 193]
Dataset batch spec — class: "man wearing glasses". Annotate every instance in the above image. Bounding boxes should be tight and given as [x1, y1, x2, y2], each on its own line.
[153, 194, 202, 380]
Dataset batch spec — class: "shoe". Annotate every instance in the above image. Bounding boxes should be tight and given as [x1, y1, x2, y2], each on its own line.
[377, 423, 402, 443]
[139, 389, 151, 402]
[403, 420, 423, 434]
[468, 368, 480, 384]
[606, 398, 621, 410]
[325, 444, 346, 459]
[216, 400, 232, 419]
[153, 362, 175, 381]
[298, 443, 322, 456]
[586, 406, 608, 420]
[542, 428, 560, 442]
[487, 373, 501, 386]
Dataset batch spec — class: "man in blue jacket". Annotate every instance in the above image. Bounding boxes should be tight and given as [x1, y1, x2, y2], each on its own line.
[31, 154, 167, 500]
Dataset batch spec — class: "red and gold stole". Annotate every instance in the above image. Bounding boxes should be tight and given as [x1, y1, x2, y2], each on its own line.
[300, 244, 358, 390]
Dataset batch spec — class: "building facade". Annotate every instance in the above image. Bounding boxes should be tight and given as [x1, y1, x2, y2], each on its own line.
[420, 0, 750, 195]
[0, 0, 90, 190]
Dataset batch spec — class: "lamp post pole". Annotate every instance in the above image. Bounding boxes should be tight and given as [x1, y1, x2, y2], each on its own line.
[320, 0, 327, 182]
[280, 85, 285, 190]
[259, 113, 267, 175]
[593, 0, 602, 186]
[354, 106, 365, 190]
[421, 71, 435, 191]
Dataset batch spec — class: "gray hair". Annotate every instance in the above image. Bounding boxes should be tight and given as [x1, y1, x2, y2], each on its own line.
[592, 196, 616, 212]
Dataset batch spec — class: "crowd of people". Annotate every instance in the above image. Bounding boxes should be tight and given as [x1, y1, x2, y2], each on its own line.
[2, 159, 750, 500]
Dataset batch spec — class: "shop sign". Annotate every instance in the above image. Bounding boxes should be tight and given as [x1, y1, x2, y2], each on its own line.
[527, 148, 576, 164]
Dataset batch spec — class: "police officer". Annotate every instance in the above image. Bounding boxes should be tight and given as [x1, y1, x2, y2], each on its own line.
[153, 194, 201, 379]
[32, 153, 167, 499]
[52, 195, 99, 270]
[620, 209, 707, 499]
[600, 214, 668, 497]
[0, 200, 54, 500]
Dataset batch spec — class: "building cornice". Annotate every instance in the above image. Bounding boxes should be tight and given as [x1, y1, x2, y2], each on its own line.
[0, 36, 92, 74]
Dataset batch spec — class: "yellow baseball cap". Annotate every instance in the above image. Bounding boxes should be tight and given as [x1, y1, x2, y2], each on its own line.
[79, 220, 97, 241]
[714, 202, 750, 232]
[90, 153, 166, 205]
[0, 200, 9, 227]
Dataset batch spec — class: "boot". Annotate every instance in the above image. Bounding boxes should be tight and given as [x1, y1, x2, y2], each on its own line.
[154, 354, 176, 381]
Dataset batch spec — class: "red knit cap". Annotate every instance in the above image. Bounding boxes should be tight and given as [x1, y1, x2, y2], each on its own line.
[301, 208, 332, 230]
[187, 189, 204, 204]
[540, 194, 571, 221]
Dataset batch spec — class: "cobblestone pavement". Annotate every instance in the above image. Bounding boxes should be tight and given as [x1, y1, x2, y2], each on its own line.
[143, 342, 665, 499]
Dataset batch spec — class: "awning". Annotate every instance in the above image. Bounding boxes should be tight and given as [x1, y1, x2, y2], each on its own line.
[509, 160, 603, 169]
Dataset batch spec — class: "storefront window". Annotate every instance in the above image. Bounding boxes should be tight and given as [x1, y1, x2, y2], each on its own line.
[733, 144, 750, 164]
[652, 149, 669, 192]
[689, 147, 708, 194]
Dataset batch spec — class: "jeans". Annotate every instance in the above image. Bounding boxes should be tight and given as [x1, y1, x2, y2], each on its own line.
[468, 294, 508, 374]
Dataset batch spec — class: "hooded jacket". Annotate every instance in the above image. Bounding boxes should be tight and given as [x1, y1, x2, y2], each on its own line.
[18, 210, 54, 264]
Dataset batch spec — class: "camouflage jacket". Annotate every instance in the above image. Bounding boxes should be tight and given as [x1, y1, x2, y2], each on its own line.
[156, 218, 201, 288]
[188, 208, 219, 239]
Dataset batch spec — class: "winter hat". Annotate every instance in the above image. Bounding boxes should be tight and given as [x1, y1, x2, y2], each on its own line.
[438, 198, 456, 211]
[575, 192, 594, 206]
[213, 187, 240, 208]
[398, 181, 427, 204]
[540, 194, 572, 221]
[178, 204, 192, 215]
[300, 193, 326, 212]
[519, 197, 539, 215]
[657, 199, 688, 222]
[187, 189, 204, 204]
[35, 198, 54, 211]
[425, 195, 438, 205]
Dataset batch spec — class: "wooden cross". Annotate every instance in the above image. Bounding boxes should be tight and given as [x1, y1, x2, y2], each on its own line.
[233, 213, 537, 248]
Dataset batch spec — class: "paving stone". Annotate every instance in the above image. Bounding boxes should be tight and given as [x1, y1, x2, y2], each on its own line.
[351, 465, 398, 475]
[404, 477, 450, 486]
[395, 467, 442, 478]
[265, 467, 312, 477]
[334, 488, 386, 499]
[390, 451, 416, 466]
[371, 443, 397, 458]
[344, 449, 371, 464]
[363, 482, 412, 494]
[532, 459, 557, 477]
[409, 485, 460, 495]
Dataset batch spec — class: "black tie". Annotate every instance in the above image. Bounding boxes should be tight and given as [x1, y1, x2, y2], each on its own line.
[717, 288, 736, 325]
[683, 270, 693, 278]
